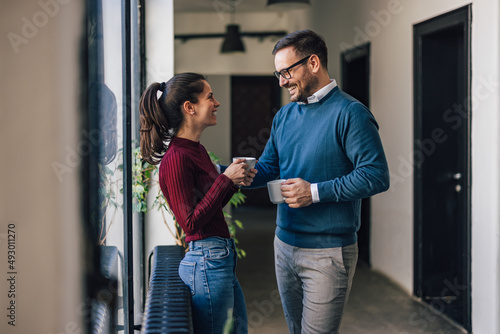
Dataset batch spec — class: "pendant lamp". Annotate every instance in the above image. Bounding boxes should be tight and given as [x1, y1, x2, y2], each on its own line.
[267, 0, 311, 10]
[221, 24, 245, 53]
[221, 0, 245, 53]
[174, 0, 288, 54]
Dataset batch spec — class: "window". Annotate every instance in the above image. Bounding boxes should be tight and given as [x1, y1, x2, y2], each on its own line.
[86, 0, 143, 332]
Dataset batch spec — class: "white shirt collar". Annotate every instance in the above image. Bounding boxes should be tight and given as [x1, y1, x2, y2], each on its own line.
[297, 79, 337, 105]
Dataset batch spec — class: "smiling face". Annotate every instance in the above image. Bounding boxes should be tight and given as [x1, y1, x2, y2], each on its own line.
[191, 80, 220, 129]
[274, 47, 319, 103]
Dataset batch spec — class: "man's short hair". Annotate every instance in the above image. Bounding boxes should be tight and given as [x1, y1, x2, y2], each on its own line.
[272, 29, 328, 70]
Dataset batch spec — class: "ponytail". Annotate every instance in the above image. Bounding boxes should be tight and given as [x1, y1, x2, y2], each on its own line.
[139, 73, 206, 165]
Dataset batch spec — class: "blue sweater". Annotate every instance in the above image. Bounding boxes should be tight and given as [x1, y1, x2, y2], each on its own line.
[250, 86, 389, 248]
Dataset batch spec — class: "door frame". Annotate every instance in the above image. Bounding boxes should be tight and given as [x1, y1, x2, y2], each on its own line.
[413, 5, 472, 331]
[341, 43, 371, 266]
[341, 43, 370, 106]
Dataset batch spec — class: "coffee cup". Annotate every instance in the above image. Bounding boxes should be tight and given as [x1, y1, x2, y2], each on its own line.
[267, 179, 286, 204]
[232, 157, 256, 172]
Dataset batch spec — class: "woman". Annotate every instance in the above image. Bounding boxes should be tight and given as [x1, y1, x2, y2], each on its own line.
[139, 73, 254, 333]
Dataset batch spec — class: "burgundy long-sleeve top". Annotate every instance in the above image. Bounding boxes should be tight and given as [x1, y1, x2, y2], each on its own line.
[158, 136, 237, 242]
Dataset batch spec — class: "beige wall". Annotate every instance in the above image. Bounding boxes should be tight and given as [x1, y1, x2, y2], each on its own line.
[0, 0, 85, 332]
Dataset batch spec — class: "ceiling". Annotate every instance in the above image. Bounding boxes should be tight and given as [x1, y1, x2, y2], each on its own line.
[174, 0, 292, 13]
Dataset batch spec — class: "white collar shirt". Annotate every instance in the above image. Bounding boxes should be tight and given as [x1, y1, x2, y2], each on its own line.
[297, 79, 338, 105]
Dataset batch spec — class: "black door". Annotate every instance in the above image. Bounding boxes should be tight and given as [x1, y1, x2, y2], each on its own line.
[414, 6, 471, 331]
[341, 43, 371, 266]
[231, 76, 281, 206]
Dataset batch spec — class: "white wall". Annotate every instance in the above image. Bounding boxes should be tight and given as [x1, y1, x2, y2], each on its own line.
[469, 1, 500, 333]
[173, 1, 500, 332]
[146, 0, 175, 84]
[145, 0, 179, 255]
[0, 1, 85, 333]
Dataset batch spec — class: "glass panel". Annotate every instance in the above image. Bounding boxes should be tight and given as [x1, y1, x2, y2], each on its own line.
[99, 0, 126, 329]
[88, 0, 143, 332]
[87, 0, 127, 331]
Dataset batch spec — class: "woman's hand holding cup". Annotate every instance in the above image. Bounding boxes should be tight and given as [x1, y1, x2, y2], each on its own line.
[224, 157, 257, 187]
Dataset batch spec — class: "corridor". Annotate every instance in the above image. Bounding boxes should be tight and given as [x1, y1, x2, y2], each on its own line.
[233, 206, 466, 334]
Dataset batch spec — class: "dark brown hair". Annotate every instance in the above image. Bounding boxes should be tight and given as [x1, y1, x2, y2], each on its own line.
[139, 72, 206, 165]
[272, 29, 328, 70]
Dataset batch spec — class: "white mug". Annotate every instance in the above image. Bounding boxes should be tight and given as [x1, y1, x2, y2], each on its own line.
[232, 157, 256, 172]
[267, 179, 286, 204]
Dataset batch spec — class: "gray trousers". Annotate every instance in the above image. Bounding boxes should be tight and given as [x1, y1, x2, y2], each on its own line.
[274, 236, 358, 334]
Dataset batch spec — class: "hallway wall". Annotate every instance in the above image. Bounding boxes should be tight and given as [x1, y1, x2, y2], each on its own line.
[0, 1, 86, 333]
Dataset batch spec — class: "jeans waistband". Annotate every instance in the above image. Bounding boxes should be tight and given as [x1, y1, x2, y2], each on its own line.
[188, 236, 234, 251]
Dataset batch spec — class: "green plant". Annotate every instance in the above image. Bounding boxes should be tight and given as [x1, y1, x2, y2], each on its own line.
[223, 308, 234, 334]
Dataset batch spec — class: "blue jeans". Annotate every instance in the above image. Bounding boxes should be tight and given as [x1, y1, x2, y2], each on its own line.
[274, 236, 358, 334]
[179, 237, 248, 334]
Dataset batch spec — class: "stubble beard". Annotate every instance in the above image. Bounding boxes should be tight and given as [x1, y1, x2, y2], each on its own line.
[292, 70, 319, 103]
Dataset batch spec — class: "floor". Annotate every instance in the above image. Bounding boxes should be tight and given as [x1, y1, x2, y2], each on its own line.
[232, 206, 467, 334]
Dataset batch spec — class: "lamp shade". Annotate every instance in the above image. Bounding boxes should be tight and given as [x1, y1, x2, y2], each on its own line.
[267, 0, 310, 10]
[221, 24, 245, 53]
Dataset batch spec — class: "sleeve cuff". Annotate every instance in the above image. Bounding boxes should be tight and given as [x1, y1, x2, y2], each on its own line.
[216, 164, 221, 174]
[311, 183, 320, 203]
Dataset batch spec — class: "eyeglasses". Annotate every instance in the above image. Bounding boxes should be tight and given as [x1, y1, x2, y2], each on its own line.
[273, 55, 311, 80]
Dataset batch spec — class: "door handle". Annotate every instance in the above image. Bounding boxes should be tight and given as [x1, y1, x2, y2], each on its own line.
[453, 172, 463, 193]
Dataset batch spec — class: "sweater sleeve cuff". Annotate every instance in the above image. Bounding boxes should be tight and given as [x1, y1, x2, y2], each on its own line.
[219, 173, 239, 192]
[311, 183, 320, 203]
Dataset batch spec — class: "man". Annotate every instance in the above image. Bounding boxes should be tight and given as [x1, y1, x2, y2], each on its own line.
[248, 30, 390, 333]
